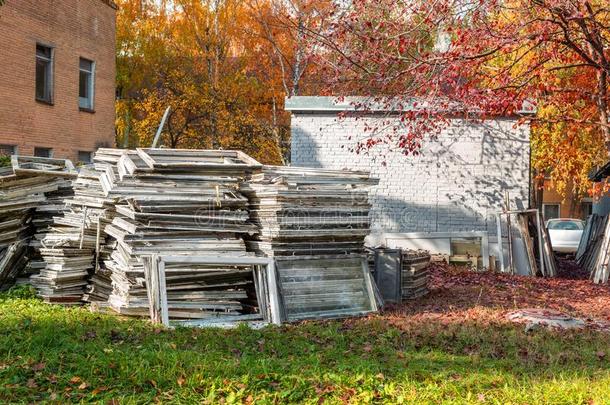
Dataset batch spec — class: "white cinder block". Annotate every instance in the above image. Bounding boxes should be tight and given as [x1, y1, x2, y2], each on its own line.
[289, 114, 530, 235]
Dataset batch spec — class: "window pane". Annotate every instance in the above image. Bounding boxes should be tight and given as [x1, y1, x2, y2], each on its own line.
[36, 59, 48, 100]
[547, 220, 584, 230]
[543, 205, 560, 221]
[34, 147, 52, 158]
[36, 45, 51, 59]
[35, 45, 52, 102]
[79, 58, 92, 71]
[0, 145, 15, 156]
[78, 151, 92, 163]
[79, 58, 94, 109]
[79, 71, 90, 99]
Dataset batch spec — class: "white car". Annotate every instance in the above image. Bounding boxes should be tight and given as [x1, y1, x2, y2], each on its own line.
[546, 218, 585, 253]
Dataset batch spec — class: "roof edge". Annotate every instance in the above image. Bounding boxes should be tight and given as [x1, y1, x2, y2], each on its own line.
[100, 0, 118, 10]
[284, 96, 536, 116]
[590, 161, 610, 182]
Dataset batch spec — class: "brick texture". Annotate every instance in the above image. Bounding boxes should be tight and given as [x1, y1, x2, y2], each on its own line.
[290, 113, 531, 235]
[0, 0, 116, 161]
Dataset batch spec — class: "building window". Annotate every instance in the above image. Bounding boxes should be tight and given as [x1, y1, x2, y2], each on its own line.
[0, 144, 16, 157]
[78, 151, 93, 163]
[79, 58, 95, 110]
[34, 147, 53, 158]
[36, 44, 54, 103]
[542, 203, 560, 221]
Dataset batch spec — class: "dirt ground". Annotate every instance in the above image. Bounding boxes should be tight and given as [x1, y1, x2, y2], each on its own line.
[384, 257, 610, 327]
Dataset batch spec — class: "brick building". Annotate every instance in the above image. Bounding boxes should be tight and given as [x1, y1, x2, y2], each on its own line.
[0, 0, 116, 162]
[540, 180, 592, 221]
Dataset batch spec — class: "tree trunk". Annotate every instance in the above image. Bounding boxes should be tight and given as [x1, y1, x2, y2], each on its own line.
[596, 69, 610, 155]
[272, 97, 285, 165]
[291, 13, 305, 97]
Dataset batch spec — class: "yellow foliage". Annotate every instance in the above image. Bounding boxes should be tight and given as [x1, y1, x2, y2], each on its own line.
[114, 0, 292, 165]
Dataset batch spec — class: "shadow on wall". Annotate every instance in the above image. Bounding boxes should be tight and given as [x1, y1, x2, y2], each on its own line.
[289, 114, 530, 235]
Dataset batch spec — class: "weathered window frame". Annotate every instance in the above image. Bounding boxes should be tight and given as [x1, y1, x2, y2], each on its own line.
[78, 58, 95, 111]
[35, 44, 54, 104]
[144, 255, 282, 328]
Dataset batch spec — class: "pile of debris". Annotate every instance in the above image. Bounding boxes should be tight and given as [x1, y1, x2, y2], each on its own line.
[371, 248, 431, 303]
[401, 250, 432, 299]
[76, 149, 125, 303]
[100, 149, 261, 318]
[576, 214, 610, 283]
[0, 156, 77, 290]
[241, 166, 377, 257]
[496, 208, 557, 277]
[0, 149, 390, 327]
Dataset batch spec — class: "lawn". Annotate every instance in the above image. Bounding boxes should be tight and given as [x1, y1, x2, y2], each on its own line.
[1, 264, 610, 404]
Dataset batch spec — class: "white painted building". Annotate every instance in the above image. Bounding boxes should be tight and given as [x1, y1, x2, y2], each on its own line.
[286, 96, 533, 266]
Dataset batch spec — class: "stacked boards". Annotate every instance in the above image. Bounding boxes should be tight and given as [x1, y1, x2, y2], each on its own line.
[577, 214, 610, 283]
[496, 209, 557, 277]
[241, 166, 378, 257]
[26, 152, 118, 303]
[99, 149, 261, 318]
[242, 166, 380, 322]
[0, 157, 76, 290]
[401, 250, 432, 299]
[372, 248, 431, 303]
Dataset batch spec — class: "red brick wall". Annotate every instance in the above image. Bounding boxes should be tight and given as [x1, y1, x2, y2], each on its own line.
[0, 0, 116, 161]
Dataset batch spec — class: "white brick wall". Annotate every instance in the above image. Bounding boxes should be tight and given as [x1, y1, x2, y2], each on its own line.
[290, 113, 530, 235]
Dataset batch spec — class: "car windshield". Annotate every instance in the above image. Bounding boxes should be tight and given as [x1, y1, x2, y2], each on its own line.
[547, 220, 584, 230]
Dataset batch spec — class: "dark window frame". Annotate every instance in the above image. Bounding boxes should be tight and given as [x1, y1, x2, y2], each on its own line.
[78, 58, 95, 112]
[542, 203, 561, 221]
[77, 150, 93, 163]
[0, 144, 17, 157]
[35, 43, 54, 104]
[34, 147, 53, 158]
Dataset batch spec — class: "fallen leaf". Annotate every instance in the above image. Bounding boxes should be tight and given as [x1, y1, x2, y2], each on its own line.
[177, 375, 186, 387]
[26, 379, 37, 388]
[69, 376, 82, 384]
[31, 362, 45, 372]
[78, 382, 89, 390]
[92, 386, 108, 395]
[149, 379, 157, 388]
[597, 351, 606, 360]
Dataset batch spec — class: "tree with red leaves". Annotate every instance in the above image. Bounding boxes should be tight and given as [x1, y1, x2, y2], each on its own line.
[316, 1, 609, 172]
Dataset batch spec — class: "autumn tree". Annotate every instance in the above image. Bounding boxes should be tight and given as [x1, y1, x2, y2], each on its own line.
[114, 0, 285, 164]
[245, 0, 331, 97]
[317, 0, 609, 197]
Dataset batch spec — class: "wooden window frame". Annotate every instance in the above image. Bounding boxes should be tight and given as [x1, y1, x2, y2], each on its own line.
[78, 58, 95, 112]
[35, 43, 54, 104]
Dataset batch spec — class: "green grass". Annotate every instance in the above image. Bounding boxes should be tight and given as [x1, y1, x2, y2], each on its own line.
[1, 286, 609, 404]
